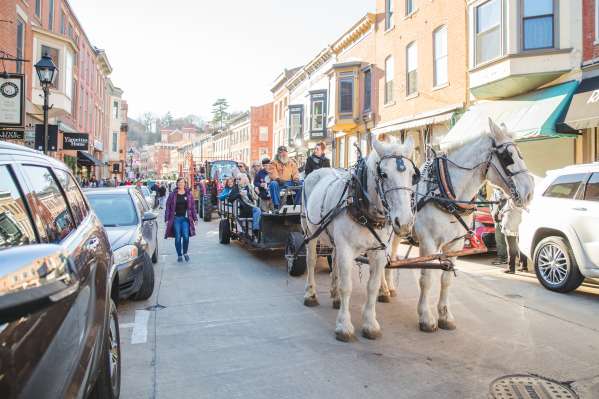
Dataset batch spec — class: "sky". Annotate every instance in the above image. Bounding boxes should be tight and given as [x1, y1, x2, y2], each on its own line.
[69, 0, 370, 122]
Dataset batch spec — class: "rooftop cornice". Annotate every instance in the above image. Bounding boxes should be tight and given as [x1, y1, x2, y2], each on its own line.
[330, 13, 375, 54]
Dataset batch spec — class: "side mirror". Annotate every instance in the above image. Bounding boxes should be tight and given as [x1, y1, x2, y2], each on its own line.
[0, 244, 79, 323]
[142, 211, 157, 222]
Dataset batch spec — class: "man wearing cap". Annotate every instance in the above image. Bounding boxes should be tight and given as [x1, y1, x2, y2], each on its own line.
[268, 146, 302, 209]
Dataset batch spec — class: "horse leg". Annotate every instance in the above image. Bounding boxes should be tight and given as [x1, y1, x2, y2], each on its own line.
[362, 251, 386, 340]
[378, 269, 391, 303]
[417, 240, 438, 333]
[437, 256, 457, 330]
[335, 246, 355, 342]
[303, 239, 319, 307]
[329, 250, 341, 309]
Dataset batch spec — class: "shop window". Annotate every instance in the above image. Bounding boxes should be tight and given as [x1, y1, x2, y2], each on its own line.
[338, 74, 354, 116]
[522, 0, 554, 50]
[433, 26, 448, 87]
[475, 0, 501, 65]
[406, 42, 418, 95]
[385, 56, 394, 104]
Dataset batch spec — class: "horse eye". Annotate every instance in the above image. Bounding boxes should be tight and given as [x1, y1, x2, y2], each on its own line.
[380, 172, 388, 179]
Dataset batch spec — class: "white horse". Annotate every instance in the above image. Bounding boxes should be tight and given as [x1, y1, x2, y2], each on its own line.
[380, 118, 535, 332]
[302, 137, 418, 342]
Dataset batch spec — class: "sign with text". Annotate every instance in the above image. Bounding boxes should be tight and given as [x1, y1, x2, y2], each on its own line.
[35, 124, 58, 152]
[0, 129, 25, 140]
[63, 132, 89, 150]
[0, 74, 25, 128]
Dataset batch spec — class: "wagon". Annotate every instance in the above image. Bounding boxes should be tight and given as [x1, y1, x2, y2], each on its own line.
[217, 185, 332, 276]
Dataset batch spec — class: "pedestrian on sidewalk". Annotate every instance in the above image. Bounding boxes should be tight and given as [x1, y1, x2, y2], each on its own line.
[165, 177, 198, 263]
[157, 182, 167, 209]
[500, 199, 528, 274]
[491, 188, 508, 265]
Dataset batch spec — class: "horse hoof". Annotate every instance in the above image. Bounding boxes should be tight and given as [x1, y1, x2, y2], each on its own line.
[332, 299, 340, 309]
[335, 331, 355, 342]
[419, 322, 438, 333]
[362, 328, 382, 340]
[303, 296, 319, 307]
[438, 319, 457, 331]
[389, 289, 397, 297]
[377, 295, 391, 303]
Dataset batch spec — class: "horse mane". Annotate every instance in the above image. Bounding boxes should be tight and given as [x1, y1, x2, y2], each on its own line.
[441, 131, 492, 155]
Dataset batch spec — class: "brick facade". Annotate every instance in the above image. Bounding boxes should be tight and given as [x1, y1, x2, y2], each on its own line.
[583, 0, 599, 62]
[250, 103, 273, 162]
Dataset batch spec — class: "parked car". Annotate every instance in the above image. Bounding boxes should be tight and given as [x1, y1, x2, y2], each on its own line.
[464, 206, 496, 252]
[520, 163, 599, 292]
[138, 185, 156, 209]
[0, 142, 120, 399]
[85, 187, 159, 300]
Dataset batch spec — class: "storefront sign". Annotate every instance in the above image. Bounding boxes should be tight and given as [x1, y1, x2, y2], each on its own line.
[0, 129, 24, 140]
[63, 132, 89, 150]
[0, 74, 25, 128]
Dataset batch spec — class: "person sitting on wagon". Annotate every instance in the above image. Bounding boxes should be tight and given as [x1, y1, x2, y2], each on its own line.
[253, 158, 273, 210]
[228, 173, 262, 241]
[268, 146, 302, 209]
[304, 142, 331, 177]
[218, 178, 235, 201]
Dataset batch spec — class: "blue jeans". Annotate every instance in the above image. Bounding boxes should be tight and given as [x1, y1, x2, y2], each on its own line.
[252, 207, 262, 230]
[173, 216, 190, 256]
[268, 181, 302, 207]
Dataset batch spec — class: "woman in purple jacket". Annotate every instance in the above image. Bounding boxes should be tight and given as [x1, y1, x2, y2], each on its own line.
[165, 178, 198, 262]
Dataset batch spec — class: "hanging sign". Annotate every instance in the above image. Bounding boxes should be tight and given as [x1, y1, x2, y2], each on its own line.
[63, 132, 89, 150]
[0, 74, 25, 128]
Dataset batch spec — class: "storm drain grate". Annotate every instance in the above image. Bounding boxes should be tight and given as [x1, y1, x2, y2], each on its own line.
[489, 375, 578, 399]
[145, 304, 166, 311]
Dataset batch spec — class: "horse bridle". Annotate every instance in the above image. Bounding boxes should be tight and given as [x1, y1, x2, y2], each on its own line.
[375, 154, 421, 215]
[483, 140, 528, 206]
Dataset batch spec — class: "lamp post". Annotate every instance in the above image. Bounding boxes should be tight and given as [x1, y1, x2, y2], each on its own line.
[34, 54, 57, 155]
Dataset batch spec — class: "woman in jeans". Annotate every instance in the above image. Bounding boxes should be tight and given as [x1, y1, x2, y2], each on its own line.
[165, 178, 198, 262]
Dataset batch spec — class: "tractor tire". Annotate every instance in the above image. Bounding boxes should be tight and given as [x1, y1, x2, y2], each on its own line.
[286, 232, 307, 277]
[219, 219, 231, 244]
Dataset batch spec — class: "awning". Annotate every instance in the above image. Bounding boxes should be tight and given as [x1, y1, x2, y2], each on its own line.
[372, 103, 462, 135]
[557, 76, 599, 132]
[77, 151, 102, 166]
[440, 80, 579, 148]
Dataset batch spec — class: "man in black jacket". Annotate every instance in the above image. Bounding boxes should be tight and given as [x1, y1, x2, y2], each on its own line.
[304, 142, 331, 177]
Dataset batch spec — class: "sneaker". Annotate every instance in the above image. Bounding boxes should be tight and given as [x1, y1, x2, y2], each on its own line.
[177, 256, 183, 262]
[184, 254, 190, 262]
[503, 269, 515, 274]
[492, 259, 508, 265]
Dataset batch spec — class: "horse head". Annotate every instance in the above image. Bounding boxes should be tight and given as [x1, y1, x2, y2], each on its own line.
[486, 118, 535, 207]
[371, 135, 419, 236]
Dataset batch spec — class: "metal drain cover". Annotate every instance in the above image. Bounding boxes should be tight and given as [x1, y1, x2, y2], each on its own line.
[489, 375, 578, 399]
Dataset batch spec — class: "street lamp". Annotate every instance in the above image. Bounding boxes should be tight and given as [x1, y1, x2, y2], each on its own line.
[34, 54, 57, 155]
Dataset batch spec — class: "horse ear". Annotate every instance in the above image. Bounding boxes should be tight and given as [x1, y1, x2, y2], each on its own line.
[372, 136, 386, 157]
[488, 117, 507, 141]
[402, 136, 415, 157]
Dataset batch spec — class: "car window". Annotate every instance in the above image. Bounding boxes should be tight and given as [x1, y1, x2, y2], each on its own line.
[0, 165, 37, 249]
[21, 165, 76, 243]
[543, 173, 587, 199]
[87, 193, 138, 227]
[584, 173, 599, 202]
[54, 169, 89, 224]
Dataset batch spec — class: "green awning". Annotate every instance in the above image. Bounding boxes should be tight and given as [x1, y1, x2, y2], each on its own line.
[441, 80, 579, 147]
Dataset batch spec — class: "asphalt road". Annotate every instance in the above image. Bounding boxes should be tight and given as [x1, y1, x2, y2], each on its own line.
[116, 217, 599, 399]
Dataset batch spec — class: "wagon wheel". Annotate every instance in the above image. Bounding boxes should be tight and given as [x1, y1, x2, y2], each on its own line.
[218, 219, 230, 244]
[202, 195, 212, 222]
[286, 232, 306, 277]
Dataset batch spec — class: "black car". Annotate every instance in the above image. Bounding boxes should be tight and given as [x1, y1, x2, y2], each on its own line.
[0, 142, 120, 398]
[85, 187, 158, 301]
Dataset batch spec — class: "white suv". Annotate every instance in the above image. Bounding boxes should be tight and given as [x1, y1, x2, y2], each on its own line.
[520, 163, 599, 292]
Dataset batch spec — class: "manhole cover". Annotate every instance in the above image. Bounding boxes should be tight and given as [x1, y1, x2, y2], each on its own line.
[145, 304, 166, 311]
[489, 375, 578, 399]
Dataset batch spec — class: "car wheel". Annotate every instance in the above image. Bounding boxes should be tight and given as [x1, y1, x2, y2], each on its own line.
[132, 254, 155, 301]
[286, 232, 306, 277]
[534, 236, 584, 293]
[203, 195, 212, 222]
[219, 219, 230, 244]
[89, 299, 121, 399]
[151, 238, 158, 264]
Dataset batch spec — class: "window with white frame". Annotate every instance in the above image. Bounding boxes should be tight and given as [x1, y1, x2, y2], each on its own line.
[433, 26, 448, 87]
[522, 0, 554, 50]
[406, 0, 415, 15]
[259, 126, 269, 141]
[385, 56, 394, 104]
[475, 0, 501, 65]
[385, 0, 394, 30]
[406, 42, 418, 95]
[311, 99, 324, 131]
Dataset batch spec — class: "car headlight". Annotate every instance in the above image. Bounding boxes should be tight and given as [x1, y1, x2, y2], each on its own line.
[113, 245, 139, 265]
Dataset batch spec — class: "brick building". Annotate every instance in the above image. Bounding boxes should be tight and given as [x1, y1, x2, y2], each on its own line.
[0, 0, 125, 179]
